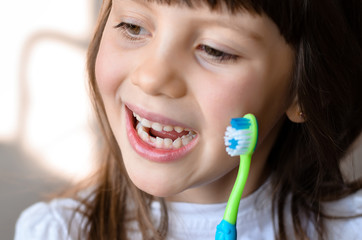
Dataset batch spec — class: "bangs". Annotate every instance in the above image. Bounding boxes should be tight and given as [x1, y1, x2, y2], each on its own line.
[144, 0, 263, 14]
[143, 0, 305, 44]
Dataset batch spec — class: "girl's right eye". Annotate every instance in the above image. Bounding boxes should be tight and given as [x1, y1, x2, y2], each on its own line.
[114, 22, 151, 41]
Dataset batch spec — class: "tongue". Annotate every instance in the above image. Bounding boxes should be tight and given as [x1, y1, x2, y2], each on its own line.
[149, 129, 189, 141]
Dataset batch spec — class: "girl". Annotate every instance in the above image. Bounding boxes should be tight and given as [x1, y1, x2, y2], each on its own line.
[15, 0, 362, 239]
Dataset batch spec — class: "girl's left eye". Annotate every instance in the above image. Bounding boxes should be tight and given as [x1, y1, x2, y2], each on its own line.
[114, 22, 150, 41]
[197, 45, 239, 63]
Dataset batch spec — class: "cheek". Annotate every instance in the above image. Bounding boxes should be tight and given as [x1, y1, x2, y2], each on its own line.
[95, 39, 128, 97]
[195, 61, 292, 144]
[197, 71, 260, 121]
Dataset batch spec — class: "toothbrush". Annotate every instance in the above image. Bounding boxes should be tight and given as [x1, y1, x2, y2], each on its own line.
[215, 113, 258, 240]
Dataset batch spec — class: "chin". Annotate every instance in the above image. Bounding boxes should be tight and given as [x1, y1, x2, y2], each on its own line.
[131, 175, 182, 198]
[122, 159, 184, 198]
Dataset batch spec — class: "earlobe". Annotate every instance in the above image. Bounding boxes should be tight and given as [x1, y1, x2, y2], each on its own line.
[286, 98, 306, 123]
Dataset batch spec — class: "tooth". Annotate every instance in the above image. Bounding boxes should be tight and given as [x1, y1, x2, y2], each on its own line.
[141, 118, 151, 128]
[135, 114, 142, 122]
[137, 125, 144, 135]
[137, 124, 149, 140]
[140, 131, 149, 141]
[136, 122, 142, 130]
[156, 137, 163, 148]
[181, 135, 191, 146]
[152, 122, 163, 132]
[163, 125, 173, 132]
[173, 138, 182, 149]
[174, 126, 184, 133]
[188, 131, 196, 137]
[150, 136, 156, 144]
[164, 138, 173, 149]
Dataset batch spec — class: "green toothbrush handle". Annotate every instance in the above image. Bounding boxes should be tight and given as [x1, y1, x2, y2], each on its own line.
[223, 154, 251, 225]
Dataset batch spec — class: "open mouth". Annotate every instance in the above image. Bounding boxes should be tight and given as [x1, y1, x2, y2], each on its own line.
[125, 104, 199, 162]
[132, 111, 197, 150]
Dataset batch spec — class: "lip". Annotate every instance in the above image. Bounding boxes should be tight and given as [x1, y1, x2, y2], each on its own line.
[124, 104, 199, 163]
[126, 103, 192, 129]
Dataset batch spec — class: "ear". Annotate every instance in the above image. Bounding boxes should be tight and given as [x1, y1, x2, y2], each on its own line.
[286, 97, 306, 123]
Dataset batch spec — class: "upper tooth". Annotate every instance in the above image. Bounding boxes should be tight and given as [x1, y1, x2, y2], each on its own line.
[163, 125, 173, 132]
[141, 118, 151, 128]
[134, 112, 191, 135]
[174, 126, 184, 133]
[151, 122, 163, 131]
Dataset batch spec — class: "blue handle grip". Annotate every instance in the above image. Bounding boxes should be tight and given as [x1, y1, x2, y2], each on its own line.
[215, 220, 236, 240]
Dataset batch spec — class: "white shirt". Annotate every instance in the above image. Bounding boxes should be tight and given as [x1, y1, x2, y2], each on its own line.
[14, 180, 362, 239]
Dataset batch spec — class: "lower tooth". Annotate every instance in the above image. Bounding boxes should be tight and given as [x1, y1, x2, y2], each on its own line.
[136, 124, 195, 149]
[173, 138, 182, 148]
[137, 123, 150, 142]
[140, 131, 149, 141]
[164, 138, 173, 149]
[156, 137, 163, 148]
[181, 136, 191, 146]
[137, 125, 143, 135]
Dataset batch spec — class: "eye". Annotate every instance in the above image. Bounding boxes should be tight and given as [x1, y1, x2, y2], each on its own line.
[114, 22, 150, 41]
[197, 45, 239, 63]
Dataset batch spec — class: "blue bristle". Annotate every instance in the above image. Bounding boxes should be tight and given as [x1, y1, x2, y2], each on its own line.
[230, 118, 251, 130]
[228, 139, 239, 150]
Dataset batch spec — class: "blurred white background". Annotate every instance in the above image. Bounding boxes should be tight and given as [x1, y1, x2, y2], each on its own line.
[0, 0, 101, 239]
[0, 1, 361, 240]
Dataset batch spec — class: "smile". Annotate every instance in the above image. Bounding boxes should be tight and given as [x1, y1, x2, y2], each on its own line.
[125, 104, 198, 162]
[134, 112, 197, 150]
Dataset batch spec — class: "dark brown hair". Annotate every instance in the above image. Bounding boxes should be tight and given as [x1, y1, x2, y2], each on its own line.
[75, 0, 362, 239]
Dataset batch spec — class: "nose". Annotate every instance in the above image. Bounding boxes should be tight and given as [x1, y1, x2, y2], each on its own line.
[131, 52, 187, 99]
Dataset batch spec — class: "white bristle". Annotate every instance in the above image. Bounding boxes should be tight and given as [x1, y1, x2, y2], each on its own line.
[224, 127, 252, 157]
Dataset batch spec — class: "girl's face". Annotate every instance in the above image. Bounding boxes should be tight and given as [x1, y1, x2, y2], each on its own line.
[96, 0, 294, 203]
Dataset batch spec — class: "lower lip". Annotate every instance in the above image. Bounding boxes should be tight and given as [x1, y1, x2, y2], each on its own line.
[125, 105, 198, 163]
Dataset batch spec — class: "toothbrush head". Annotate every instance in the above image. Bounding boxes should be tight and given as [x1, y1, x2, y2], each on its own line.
[224, 114, 258, 157]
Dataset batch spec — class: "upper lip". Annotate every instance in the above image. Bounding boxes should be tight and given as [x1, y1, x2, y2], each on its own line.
[125, 103, 195, 130]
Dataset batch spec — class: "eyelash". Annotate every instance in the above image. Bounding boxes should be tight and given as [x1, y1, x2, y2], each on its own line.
[114, 22, 239, 63]
[197, 45, 239, 63]
[114, 22, 148, 41]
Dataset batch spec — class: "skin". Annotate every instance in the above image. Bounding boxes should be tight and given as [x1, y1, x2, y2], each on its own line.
[95, 0, 296, 203]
